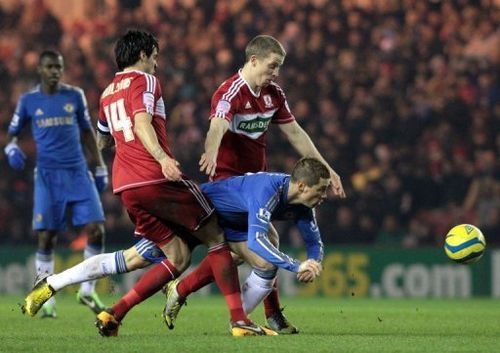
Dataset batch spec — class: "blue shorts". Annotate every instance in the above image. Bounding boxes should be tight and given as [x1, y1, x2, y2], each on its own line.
[134, 238, 166, 264]
[224, 227, 247, 242]
[216, 215, 247, 242]
[33, 166, 105, 231]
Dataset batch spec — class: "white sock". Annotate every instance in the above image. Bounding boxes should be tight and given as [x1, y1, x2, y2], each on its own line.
[242, 269, 276, 314]
[36, 250, 56, 306]
[47, 252, 120, 292]
[36, 250, 54, 276]
[79, 244, 104, 295]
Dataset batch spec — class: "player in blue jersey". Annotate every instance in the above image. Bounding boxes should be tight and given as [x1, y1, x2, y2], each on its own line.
[5, 50, 109, 318]
[162, 157, 326, 329]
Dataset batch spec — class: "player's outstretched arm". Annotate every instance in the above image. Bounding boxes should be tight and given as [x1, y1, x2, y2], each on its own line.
[134, 112, 181, 181]
[279, 121, 346, 198]
[199, 117, 229, 176]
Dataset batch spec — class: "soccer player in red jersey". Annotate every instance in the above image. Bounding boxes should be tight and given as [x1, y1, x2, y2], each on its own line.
[93, 29, 273, 337]
[198, 35, 347, 333]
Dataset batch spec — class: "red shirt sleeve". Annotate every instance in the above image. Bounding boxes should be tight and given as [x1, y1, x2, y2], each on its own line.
[129, 74, 159, 118]
[209, 83, 239, 122]
[97, 98, 110, 134]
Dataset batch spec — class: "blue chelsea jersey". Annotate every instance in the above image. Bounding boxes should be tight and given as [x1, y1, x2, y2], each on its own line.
[201, 172, 324, 273]
[8, 83, 92, 168]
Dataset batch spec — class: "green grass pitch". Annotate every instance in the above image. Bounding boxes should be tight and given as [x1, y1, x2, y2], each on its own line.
[0, 294, 498, 353]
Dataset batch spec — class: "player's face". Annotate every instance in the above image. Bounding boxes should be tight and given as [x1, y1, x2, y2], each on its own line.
[253, 53, 284, 88]
[143, 47, 158, 74]
[299, 178, 330, 208]
[38, 56, 64, 87]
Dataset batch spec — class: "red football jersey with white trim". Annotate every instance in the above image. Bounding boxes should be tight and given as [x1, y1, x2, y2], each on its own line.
[98, 70, 173, 193]
[209, 71, 295, 180]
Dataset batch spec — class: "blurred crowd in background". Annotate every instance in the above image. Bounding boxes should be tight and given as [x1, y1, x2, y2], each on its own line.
[0, 0, 498, 248]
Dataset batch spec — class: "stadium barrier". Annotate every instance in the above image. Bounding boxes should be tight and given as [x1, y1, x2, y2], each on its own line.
[0, 246, 496, 298]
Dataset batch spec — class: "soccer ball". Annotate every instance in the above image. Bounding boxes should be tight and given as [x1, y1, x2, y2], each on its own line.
[444, 224, 486, 264]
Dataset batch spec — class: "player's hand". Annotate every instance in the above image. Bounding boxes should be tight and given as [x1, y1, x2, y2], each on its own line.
[297, 259, 322, 282]
[160, 156, 182, 181]
[297, 270, 316, 283]
[94, 166, 109, 192]
[199, 152, 217, 177]
[4, 142, 26, 171]
[329, 169, 346, 199]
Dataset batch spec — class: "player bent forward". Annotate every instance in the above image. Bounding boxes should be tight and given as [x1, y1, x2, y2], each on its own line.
[162, 157, 327, 330]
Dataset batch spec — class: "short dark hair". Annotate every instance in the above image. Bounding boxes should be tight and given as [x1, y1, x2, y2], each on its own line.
[39, 50, 62, 64]
[114, 29, 159, 70]
[291, 157, 330, 187]
[245, 35, 286, 62]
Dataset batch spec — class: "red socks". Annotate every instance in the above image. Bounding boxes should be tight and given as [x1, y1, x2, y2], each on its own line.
[112, 243, 249, 324]
[112, 259, 179, 321]
[177, 260, 214, 297]
[179, 243, 248, 323]
[263, 279, 281, 318]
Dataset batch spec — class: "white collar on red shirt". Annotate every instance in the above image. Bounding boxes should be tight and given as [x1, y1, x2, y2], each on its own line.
[238, 69, 261, 97]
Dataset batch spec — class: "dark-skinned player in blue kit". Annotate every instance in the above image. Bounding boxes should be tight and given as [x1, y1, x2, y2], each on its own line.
[6, 50, 109, 318]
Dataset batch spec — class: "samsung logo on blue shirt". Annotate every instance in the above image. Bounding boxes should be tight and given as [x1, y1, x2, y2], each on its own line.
[36, 116, 75, 128]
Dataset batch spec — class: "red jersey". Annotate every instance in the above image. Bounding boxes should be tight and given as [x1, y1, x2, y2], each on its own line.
[98, 70, 173, 193]
[209, 71, 295, 180]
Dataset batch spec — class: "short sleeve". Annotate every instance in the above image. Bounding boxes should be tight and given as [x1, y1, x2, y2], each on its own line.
[209, 83, 238, 122]
[129, 73, 158, 117]
[97, 100, 110, 135]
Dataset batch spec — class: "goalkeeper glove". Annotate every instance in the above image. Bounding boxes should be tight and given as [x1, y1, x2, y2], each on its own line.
[94, 166, 109, 192]
[4, 142, 26, 171]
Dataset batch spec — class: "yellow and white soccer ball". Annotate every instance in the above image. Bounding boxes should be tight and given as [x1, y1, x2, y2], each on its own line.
[444, 224, 486, 264]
